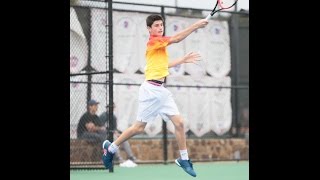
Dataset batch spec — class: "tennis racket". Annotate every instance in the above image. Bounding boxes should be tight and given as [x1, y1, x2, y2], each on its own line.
[205, 0, 238, 20]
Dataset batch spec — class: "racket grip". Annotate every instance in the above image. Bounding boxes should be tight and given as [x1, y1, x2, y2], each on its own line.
[205, 14, 211, 21]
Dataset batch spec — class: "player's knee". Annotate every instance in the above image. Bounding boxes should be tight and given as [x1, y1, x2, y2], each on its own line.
[175, 119, 184, 131]
[138, 127, 145, 134]
[132, 124, 145, 134]
[137, 125, 146, 134]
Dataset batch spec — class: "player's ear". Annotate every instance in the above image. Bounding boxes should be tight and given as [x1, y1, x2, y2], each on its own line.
[147, 26, 151, 33]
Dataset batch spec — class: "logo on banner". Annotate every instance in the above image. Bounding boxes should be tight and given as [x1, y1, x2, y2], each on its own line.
[214, 27, 220, 35]
[70, 55, 78, 68]
[174, 64, 181, 72]
[124, 20, 129, 28]
[174, 24, 178, 32]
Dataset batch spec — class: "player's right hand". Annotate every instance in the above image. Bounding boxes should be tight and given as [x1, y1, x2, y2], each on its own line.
[196, 19, 209, 28]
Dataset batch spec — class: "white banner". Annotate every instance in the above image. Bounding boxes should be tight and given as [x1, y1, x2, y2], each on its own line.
[70, 73, 87, 139]
[212, 76, 231, 102]
[165, 76, 232, 137]
[184, 18, 208, 77]
[208, 76, 232, 135]
[206, 21, 231, 78]
[70, 7, 86, 39]
[136, 14, 150, 73]
[211, 100, 232, 136]
[113, 73, 144, 132]
[70, 7, 88, 74]
[187, 76, 212, 137]
[90, 9, 108, 72]
[113, 12, 141, 74]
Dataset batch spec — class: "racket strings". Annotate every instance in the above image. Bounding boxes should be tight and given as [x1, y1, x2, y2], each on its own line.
[219, 0, 237, 9]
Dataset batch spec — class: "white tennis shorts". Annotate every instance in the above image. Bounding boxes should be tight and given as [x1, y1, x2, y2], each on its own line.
[137, 81, 180, 123]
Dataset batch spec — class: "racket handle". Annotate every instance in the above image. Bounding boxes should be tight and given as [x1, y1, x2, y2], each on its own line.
[205, 14, 211, 21]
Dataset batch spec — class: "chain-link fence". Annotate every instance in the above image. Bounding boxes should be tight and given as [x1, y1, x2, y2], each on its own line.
[70, 0, 249, 168]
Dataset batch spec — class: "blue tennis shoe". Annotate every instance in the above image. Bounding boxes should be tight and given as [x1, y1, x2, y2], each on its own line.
[175, 158, 197, 177]
[102, 140, 114, 169]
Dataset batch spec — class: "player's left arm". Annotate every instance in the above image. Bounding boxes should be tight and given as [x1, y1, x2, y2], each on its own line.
[168, 19, 208, 45]
[168, 52, 201, 68]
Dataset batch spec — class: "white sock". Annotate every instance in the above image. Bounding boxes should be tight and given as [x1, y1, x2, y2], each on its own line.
[108, 143, 119, 154]
[179, 149, 189, 160]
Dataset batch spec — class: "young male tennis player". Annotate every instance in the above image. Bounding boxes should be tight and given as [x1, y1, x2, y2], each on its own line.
[102, 14, 208, 177]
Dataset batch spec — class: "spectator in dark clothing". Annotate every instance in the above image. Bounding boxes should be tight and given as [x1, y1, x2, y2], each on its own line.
[77, 99, 107, 143]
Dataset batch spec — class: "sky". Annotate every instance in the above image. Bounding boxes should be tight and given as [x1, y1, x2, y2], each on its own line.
[115, 0, 249, 11]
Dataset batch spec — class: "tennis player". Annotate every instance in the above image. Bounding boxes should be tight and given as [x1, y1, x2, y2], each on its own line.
[102, 14, 208, 177]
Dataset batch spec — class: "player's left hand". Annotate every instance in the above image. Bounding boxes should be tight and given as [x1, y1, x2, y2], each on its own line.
[183, 52, 202, 64]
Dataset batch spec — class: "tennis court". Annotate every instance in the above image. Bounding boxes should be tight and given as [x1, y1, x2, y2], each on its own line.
[70, 161, 249, 180]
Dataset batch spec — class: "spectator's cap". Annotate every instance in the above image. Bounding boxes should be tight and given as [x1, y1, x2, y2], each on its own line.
[88, 99, 99, 106]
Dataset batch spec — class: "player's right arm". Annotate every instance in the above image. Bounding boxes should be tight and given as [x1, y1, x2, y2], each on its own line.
[168, 19, 208, 45]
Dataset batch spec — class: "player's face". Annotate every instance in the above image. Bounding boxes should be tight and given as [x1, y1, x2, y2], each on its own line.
[148, 20, 164, 36]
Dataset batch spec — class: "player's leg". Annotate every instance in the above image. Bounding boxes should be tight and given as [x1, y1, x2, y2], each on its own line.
[102, 81, 161, 170]
[114, 131, 137, 161]
[113, 121, 146, 146]
[159, 87, 196, 177]
[102, 121, 146, 169]
[170, 115, 196, 177]
[170, 115, 187, 150]
[158, 89, 189, 160]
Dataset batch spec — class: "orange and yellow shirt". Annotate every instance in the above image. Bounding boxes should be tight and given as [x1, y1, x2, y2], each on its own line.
[144, 35, 171, 80]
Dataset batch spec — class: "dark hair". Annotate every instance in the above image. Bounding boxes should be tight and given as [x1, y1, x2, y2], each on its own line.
[146, 14, 164, 27]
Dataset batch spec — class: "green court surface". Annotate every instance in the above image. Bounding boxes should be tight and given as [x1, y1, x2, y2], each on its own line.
[70, 161, 249, 180]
